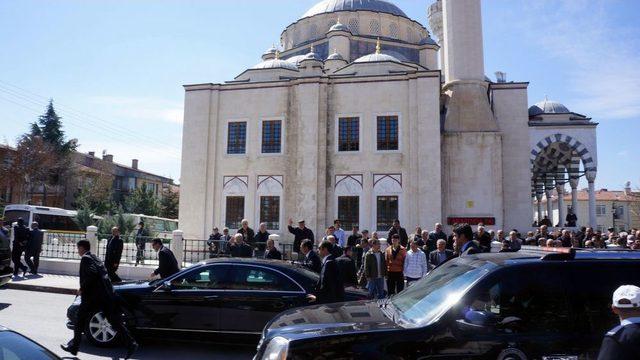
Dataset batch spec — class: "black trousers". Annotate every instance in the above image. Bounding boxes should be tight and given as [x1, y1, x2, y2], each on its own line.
[135, 243, 145, 264]
[11, 245, 27, 275]
[73, 299, 135, 348]
[387, 271, 404, 295]
[105, 263, 122, 283]
[24, 249, 40, 274]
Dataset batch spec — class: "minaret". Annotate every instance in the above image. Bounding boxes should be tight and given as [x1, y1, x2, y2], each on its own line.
[438, 0, 505, 231]
[441, 0, 497, 131]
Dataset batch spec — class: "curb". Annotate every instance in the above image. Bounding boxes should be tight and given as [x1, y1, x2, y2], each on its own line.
[5, 282, 77, 295]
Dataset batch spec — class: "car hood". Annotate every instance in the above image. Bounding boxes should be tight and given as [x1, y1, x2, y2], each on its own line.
[263, 300, 402, 341]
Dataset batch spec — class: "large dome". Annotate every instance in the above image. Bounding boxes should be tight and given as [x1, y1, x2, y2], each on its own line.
[301, 0, 408, 19]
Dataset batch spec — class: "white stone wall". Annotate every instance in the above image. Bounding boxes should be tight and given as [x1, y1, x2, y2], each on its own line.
[492, 84, 533, 231]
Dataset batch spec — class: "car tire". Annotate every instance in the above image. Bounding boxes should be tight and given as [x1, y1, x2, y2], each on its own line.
[84, 311, 120, 347]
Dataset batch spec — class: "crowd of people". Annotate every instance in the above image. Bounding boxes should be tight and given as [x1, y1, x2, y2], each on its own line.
[3, 218, 43, 277]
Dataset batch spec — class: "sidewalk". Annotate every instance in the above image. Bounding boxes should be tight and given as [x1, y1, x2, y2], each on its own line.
[6, 273, 79, 295]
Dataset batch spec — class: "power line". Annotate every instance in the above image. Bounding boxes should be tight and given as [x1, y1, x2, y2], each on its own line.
[0, 86, 181, 159]
[0, 79, 182, 152]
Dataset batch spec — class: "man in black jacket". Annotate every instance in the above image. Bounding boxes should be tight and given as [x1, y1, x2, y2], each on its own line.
[150, 238, 180, 279]
[25, 221, 43, 275]
[300, 239, 321, 273]
[264, 237, 282, 260]
[336, 246, 358, 287]
[229, 233, 253, 258]
[287, 218, 314, 254]
[388, 219, 409, 247]
[11, 218, 29, 277]
[308, 241, 344, 304]
[104, 227, 124, 283]
[61, 240, 137, 358]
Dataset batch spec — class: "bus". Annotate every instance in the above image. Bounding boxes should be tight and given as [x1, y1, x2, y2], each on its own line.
[2, 204, 83, 233]
[125, 214, 178, 239]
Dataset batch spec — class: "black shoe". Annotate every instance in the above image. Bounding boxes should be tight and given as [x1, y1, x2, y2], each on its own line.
[22, 268, 28, 277]
[125, 342, 138, 359]
[60, 343, 78, 356]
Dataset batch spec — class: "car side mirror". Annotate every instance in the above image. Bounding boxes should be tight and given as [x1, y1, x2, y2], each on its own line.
[161, 281, 172, 291]
[456, 310, 497, 333]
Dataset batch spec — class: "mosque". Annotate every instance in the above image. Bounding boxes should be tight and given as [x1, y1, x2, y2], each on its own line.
[178, 0, 598, 240]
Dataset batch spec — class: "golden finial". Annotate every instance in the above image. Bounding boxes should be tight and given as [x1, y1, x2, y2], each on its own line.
[275, 50, 280, 60]
[375, 38, 381, 54]
[310, 45, 314, 53]
[336, 16, 341, 25]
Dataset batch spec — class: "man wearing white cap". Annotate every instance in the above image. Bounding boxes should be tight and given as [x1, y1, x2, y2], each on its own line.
[597, 285, 640, 359]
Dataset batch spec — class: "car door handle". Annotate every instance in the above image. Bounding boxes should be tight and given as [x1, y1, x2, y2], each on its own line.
[205, 295, 220, 299]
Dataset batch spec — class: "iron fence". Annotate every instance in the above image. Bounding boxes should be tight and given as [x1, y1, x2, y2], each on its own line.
[96, 234, 170, 265]
[41, 232, 86, 260]
[182, 239, 297, 266]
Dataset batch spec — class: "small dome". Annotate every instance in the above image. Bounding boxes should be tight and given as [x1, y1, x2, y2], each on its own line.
[252, 59, 299, 71]
[302, 0, 408, 19]
[529, 99, 571, 116]
[285, 55, 307, 66]
[263, 46, 277, 55]
[261, 46, 278, 60]
[418, 36, 437, 46]
[327, 51, 345, 61]
[354, 52, 400, 63]
[303, 50, 322, 61]
[328, 20, 350, 33]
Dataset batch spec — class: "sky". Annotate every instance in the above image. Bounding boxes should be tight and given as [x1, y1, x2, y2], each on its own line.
[0, 0, 638, 189]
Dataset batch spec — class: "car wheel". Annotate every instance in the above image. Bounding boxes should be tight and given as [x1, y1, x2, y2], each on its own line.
[84, 311, 119, 347]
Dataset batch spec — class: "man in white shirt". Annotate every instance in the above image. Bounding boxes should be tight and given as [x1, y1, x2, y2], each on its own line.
[403, 240, 427, 286]
[333, 219, 347, 248]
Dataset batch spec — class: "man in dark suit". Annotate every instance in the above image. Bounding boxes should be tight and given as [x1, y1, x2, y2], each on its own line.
[336, 246, 358, 287]
[597, 285, 640, 360]
[454, 223, 480, 256]
[388, 219, 409, 247]
[308, 240, 344, 304]
[150, 238, 180, 279]
[264, 237, 282, 260]
[61, 240, 137, 358]
[300, 239, 321, 273]
[11, 218, 29, 277]
[429, 239, 454, 270]
[288, 218, 314, 254]
[25, 221, 44, 275]
[104, 227, 124, 283]
[229, 233, 253, 258]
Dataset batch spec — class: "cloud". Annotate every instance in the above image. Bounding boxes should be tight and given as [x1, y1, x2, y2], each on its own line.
[88, 96, 184, 124]
[520, 0, 640, 120]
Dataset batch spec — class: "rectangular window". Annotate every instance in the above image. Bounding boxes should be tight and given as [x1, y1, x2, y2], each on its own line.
[227, 122, 247, 155]
[225, 196, 245, 229]
[338, 117, 359, 152]
[376, 116, 398, 151]
[596, 205, 606, 216]
[338, 196, 359, 230]
[376, 195, 398, 231]
[261, 120, 282, 154]
[259, 196, 280, 230]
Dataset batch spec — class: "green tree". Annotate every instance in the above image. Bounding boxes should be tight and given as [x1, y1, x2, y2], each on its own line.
[124, 184, 159, 216]
[73, 208, 97, 230]
[73, 173, 115, 215]
[160, 188, 179, 219]
[35, 100, 75, 154]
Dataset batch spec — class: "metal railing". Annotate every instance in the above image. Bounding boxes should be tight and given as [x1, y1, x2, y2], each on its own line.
[41, 232, 86, 260]
[96, 234, 170, 265]
[182, 239, 296, 266]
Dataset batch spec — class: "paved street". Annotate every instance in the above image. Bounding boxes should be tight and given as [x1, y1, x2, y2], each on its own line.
[0, 289, 255, 360]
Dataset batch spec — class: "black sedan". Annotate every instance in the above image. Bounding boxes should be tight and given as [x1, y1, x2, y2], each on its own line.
[67, 258, 367, 347]
[0, 326, 60, 359]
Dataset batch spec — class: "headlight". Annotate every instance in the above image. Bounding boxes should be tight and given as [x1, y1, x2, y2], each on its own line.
[261, 336, 289, 360]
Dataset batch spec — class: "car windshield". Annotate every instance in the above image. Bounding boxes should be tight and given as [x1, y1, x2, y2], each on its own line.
[0, 331, 58, 359]
[3, 210, 30, 227]
[391, 258, 498, 328]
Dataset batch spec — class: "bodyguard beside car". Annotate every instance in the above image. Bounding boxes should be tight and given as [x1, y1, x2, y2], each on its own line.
[0, 226, 13, 286]
[255, 247, 640, 360]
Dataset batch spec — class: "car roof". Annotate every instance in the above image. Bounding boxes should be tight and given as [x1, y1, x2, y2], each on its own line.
[462, 246, 640, 266]
[197, 258, 312, 273]
[0, 325, 7, 331]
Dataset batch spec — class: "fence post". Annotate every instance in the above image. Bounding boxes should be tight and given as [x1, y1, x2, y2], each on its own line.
[86, 225, 98, 254]
[171, 230, 184, 266]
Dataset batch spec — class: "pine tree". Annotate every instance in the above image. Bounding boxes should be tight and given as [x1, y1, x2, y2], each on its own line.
[160, 188, 179, 219]
[125, 184, 160, 216]
[37, 99, 75, 154]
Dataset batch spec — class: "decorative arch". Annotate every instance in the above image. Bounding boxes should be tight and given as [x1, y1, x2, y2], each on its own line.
[335, 175, 363, 195]
[223, 176, 248, 195]
[530, 133, 596, 173]
[373, 174, 402, 194]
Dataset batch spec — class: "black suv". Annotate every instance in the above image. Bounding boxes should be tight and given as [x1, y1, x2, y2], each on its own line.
[0, 228, 12, 286]
[254, 247, 640, 360]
